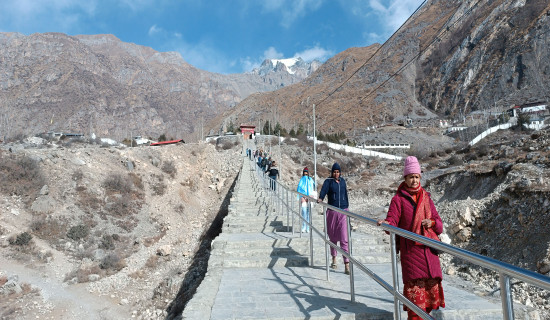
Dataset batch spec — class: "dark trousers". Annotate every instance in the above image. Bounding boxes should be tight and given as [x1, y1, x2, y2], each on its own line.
[269, 176, 277, 191]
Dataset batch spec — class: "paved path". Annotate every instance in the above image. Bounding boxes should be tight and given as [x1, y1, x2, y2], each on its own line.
[181, 155, 504, 319]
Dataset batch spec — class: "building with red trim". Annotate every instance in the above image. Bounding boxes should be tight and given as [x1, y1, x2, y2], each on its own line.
[239, 125, 256, 139]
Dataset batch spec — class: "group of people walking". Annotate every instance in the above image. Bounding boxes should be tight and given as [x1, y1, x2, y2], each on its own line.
[247, 147, 445, 319]
[248, 148, 280, 191]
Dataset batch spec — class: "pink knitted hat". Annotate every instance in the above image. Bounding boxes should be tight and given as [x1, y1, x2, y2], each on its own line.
[403, 156, 421, 177]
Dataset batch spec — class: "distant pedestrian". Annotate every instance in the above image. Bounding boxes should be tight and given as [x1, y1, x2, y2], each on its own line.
[260, 154, 268, 171]
[317, 162, 350, 275]
[265, 161, 279, 191]
[297, 167, 315, 233]
[378, 156, 445, 320]
[257, 154, 263, 168]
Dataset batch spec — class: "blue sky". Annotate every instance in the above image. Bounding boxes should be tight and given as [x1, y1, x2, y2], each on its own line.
[0, 0, 424, 74]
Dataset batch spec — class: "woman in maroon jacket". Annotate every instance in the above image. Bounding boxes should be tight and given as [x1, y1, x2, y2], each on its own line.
[378, 156, 445, 320]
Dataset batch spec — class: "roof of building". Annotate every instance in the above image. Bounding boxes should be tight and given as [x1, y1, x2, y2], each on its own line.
[150, 139, 185, 146]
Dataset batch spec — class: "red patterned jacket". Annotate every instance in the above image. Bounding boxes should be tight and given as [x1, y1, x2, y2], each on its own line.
[385, 188, 443, 283]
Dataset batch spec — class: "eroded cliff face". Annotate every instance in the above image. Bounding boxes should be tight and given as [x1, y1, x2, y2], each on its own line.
[416, 0, 550, 116]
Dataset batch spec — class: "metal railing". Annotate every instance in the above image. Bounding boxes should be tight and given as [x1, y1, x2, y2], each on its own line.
[248, 157, 550, 320]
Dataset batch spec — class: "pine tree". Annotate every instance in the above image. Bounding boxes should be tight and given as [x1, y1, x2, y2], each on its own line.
[289, 128, 296, 137]
[297, 123, 304, 136]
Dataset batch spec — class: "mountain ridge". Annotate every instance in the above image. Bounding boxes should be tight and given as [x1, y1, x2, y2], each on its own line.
[0, 32, 314, 141]
[221, 0, 550, 139]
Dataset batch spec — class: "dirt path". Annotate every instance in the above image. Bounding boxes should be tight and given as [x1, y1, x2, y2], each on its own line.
[1, 259, 131, 319]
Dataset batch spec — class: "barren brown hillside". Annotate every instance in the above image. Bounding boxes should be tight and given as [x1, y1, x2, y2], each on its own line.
[219, 0, 550, 141]
[215, 1, 462, 135]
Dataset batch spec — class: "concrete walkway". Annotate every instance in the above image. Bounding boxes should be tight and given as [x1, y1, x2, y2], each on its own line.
[181, 156, 504, 319]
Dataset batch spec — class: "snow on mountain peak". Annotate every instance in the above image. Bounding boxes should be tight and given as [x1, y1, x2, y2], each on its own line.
[269, 57, 301, 74]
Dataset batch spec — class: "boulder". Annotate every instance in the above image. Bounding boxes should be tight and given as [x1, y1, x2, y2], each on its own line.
[151, 157, 161, 167]
[157, 245, 172, 256]
[31, 195, 57, 213]
[88, 274, 100, 282]
[71, 158, 86, 166]
[0, 279, 22, 295]
[456, 227, 472, 242]
[39, 185, 49, 195]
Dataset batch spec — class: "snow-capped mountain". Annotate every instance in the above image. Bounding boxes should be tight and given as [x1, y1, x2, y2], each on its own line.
[252, 57, 321, 79]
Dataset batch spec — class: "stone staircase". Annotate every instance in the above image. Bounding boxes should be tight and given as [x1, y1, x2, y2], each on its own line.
[180, 156, 504, 320]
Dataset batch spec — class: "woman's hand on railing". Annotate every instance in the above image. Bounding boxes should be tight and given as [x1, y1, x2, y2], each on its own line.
[377, 219, 390, 235]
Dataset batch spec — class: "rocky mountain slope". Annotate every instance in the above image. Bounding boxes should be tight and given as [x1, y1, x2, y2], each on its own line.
[2, 1, 547, 145]
[0, 33, 315, 142]
[222, 0, 550, 138]
[0, 138, 242, 319]
[416, 0, 550, 116]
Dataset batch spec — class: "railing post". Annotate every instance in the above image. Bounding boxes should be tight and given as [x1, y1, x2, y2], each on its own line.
[309, 201, 313, 267]
[297, 196, 304, 238]
[500, 273, 514, 320]
[390, 233, 401, 320]
[324, 205, 330, 281]
[276, 180, 280, 214]
[347, 215, 355, 302]
[286, 188, 290, 232]
[292, 191, 296, 235]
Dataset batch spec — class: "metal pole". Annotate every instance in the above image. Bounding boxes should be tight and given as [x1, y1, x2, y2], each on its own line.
[300, 195, 304, 237]
[309, 201, 314, 267]
[277, 181, 281, 215]
[278, 132, 281, 181]
[347, 215, 355, 302]
[390, 233, 402, 320]
[313, 103, 318, 200]
[500, 273, 514, 320]
[290, 189, 300, 235]
[324, 204, 330, 281]
[286, 189, 292, 231]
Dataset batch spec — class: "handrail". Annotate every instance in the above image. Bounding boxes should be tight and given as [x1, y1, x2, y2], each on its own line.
[248, 156, 550, 320]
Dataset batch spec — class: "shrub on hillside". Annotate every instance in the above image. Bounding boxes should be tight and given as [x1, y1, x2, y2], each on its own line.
[9, 232, 32, 246]
[106, 196, 133, 217]
[316, 144, 329, 153]
[162, 161, 177, 178]
[151, 174, 167, 196]
[31, 216, 67, 241]
[67, 225, 89, 241]
[76, 190, 104, 214]
[99, 234, 115, 250]
[0, 154, 44, 202]
[218, 141, 233, 150]
[448, 155, 463, 166]
[100, 253, 126, 271]
[128, 172, 144, 190]
[408, 147, 430, 161]
[103, 174, 133, 195]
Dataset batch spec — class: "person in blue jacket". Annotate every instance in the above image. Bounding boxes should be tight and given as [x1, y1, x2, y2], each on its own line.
[297, 167, 315, 232]
[317, 162, 350, 274]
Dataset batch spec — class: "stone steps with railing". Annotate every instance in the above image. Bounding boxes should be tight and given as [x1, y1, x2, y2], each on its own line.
[181, 155, 507, 320]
